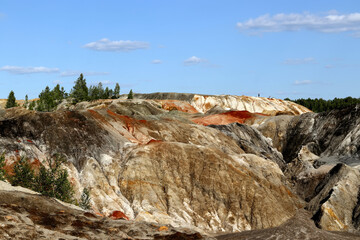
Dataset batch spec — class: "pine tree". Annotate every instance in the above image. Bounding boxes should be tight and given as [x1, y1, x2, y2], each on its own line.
[52, 84, 65, 103]
[38, 86, 55, 111]
[113, 83, 120, 99]
[79, 188, 91, 210]
[127, 89, 134, 99]
[24, 95, 29, 108]
[34, 154, 74, 204]
[104, 87, 110, 99]
[10, 156, 35, 189]
[71, 73, 88, 103]
[5, 90, 17, 109]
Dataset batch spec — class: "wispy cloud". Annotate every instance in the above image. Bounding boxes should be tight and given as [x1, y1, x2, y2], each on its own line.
[60, 71, 109, 77]
[83, 38, 149, 52]
[294, 80, 313, 85]
[0, 65, 59, 74]
[151, 59, 163, 64]
[283, 57, 316, 65]
[237, 11, 360, 37]
[325, 65, 336, 69]
[183, 56, 206, 66]
[90, 80, 114, 85]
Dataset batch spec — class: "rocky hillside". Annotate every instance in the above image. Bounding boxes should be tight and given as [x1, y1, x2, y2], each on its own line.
[1, 93, 360, 239]
[132, 92, 311, 115]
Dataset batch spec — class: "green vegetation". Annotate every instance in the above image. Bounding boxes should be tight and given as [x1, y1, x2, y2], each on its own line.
[79, 187, 91, 210]
[7, 73, 122, 112]
[127, 89, 134, 99]
[10, 156, 35, 189]
[71, 73, 89, 103]
[5, 90, 17, 109]
[36, 84, 67, 111]
[286, 97, 360, 113]
[34, 154, 75, 203]
[0, 153, 6, 181]
[3, 154, 75, 204]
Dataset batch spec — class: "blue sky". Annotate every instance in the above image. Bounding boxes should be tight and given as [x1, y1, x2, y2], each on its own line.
[1, 0, 359, 100]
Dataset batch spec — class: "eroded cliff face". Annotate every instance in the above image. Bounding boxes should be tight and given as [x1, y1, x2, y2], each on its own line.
[0, 98, 302, 234]
[132, 93, 311, 115]
[253, 105, 360, 233]
[2, 94, 360, 237]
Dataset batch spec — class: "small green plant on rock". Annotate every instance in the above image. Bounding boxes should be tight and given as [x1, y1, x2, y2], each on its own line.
[34, 154, 75, 204]
[79, 187, 92, 210]
[0, 153, 6, 181]
[10, 156, 35, 189]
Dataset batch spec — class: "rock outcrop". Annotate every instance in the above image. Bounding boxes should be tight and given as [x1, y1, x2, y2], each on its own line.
[252, 105, 360, 233]
[0, 181, 208, 239]
[216, 209, 360, 240]
[0, 98, 302, 235]
[3, 93, 360, 238]
[132, 93, 311, 115]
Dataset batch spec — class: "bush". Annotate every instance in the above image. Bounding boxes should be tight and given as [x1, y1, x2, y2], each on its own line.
[79, 188, 91, 210]
[0, 153, 6, 181]
[34, 154, 75, 204]
[9, 154, 75, 204]
[10, 156, 35, 189]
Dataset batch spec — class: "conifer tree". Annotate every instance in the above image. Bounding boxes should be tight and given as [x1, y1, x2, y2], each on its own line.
[127, 89, 134, 99]
[10, 156, 35, 189]
[113, 83, 120, 99]
[5, 90, 17, 109]
[71, 73, 88, 103]
[24, 95, 29, 108]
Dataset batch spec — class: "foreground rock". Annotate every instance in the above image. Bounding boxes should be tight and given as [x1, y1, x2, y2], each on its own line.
[0, 181, 209, 239]
[216, 209, 360, 240]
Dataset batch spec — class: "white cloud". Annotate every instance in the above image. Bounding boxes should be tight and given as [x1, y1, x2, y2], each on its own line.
[83, 38, 149, 52]
[183, 56, 206, 66]
[283, 57, 316, 65]
[237, 12, 360, 37]
[151, 59, 162, 64]
[294, 80, 312, 85]
[0, 65, 59, 74]
[60, 71, 109, 77]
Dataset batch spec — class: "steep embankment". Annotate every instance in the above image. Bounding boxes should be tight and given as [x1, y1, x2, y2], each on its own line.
[252, 105, 360, 232]
[0, 98, 303, 234]
[133, 92, 311, 115]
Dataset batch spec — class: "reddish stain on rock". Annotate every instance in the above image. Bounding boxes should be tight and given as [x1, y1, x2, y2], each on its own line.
[157, 100, 198, 113]
[146, 139, 162, 145]
[109, 211, 129, 220]
[193, 111, 265, 126]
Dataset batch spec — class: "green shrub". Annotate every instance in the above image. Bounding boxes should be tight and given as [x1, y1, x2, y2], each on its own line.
[0, 153, 6, 181]
[79, 188, 91, 210]
[10, 156, 35, 189]
[34, 154, 75, 204]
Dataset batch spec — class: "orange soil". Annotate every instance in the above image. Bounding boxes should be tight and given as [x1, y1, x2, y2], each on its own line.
[157, 100, 198, 113]
[193, 111, 265, 126]
[109, 210, 129, 220]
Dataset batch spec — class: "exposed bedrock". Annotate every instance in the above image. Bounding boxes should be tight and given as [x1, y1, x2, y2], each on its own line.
[0, 99, 302, 234]
[252, 105, 360, 233]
